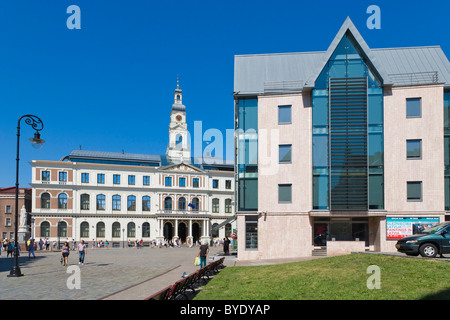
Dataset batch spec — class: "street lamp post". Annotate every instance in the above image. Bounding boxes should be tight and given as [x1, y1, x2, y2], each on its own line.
[8, 115, 44, 278]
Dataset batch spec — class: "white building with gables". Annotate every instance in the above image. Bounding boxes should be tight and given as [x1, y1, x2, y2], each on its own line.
[29, 83, 235, 247]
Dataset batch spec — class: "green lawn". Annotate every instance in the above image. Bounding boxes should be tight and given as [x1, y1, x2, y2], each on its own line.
[194, 254, 450, 300]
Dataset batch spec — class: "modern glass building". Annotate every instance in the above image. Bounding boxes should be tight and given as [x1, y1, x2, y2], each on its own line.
[234, 17, 450, 260]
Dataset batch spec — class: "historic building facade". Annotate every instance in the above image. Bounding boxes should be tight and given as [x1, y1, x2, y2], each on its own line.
[0, 187, 32, 243]
[30, 84, 235, 247]
[234, 17, 450, 260]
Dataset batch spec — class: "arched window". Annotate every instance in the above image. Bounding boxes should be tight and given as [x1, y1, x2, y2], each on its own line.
[191, 197, 199, 212]
[80, 221, 89, 238]
[212, 198, 219, 213]
[112, 222, 121, 238]
[142, 196, 150, 211]
[80, 194, 90, 210]
[212, 223, 219, 238]
[112, 195, 121, 210]
[127, 195, 136, 211]
[40, 221, 50, 237]
[96, 194, 106, 210]
[225, 223, 232, 237]
[41, 193, 51, 209]
[225, 198, 232, 213]
[96, 222, 105, 238]
[127, 222, 136, 238]
[58, 193, 68, 209]
[142, 222, 150, 238]
[164, 197, 173, 212]
[58, 221, 67, 238]
[178, 197, 186, 210]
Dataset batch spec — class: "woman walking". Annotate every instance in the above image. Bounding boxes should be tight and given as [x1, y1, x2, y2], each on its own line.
[61, 242, 70, 266]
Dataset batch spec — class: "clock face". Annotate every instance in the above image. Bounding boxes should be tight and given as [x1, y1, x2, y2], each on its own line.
[176, 115, 182, 121]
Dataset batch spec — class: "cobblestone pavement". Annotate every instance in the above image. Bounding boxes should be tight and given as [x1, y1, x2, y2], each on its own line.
[0, 245, 224, 300]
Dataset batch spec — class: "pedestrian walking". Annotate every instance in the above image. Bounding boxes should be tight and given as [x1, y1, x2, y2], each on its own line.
[61, 242, 70, 267]
[77, 240, 87, 265]
[196, 240, 209, 268]
[7, 240, 13, 257]
[28, 238, 36, 258]
[223, 236, 230, 255]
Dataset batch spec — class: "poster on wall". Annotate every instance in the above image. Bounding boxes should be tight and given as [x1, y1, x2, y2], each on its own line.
[386, 217, 440, 240]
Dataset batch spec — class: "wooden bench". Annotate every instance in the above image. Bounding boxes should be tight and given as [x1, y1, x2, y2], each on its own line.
[144, 257, 227, 300]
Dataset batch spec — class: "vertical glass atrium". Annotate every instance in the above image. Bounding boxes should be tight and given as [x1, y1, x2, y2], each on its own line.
[312, 32, 384, 211]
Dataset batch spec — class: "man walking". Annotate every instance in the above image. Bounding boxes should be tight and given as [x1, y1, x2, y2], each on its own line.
[28, 238, 36, 258]
[196, 240, 209, 268]
[77, 240, 87, 265]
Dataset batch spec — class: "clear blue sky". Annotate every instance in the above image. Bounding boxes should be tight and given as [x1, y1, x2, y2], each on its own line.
[0, 0, 449, 187]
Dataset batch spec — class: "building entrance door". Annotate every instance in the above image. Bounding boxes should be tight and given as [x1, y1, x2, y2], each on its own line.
[164, 222, 173, 240]
[192, 223, 200, 244]
[178, 223, 187, 243]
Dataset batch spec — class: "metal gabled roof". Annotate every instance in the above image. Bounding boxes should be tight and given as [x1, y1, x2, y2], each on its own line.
[234, 18, 450, 95]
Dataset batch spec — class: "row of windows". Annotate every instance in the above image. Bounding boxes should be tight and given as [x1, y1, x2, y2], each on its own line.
[276, 181, 425, 204]
[39, 221, 151, 238]
[277, 139, 422, 165]
[41, 171, 232, 189]
[39, 192, 232, 213]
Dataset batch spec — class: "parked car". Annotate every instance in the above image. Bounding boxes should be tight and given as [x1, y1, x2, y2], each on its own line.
[395, 222, 450, 258]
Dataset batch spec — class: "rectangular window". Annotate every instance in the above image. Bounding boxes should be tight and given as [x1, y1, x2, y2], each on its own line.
[406, 98, 421, 118]
[193, 178, 199, 188]
[6, 205, 11, 214]
[165, 177, 172, 187]
[42, 171, 50, 181]
[278, 105, 292, 124]
[143, 176, 150, 186]
[6, 218, 11, 227]
[113, 174, 120, 184]
[279, 145, 292, 163]
[213, 179, 219, 189]
[225, 180, 232, 189]
[179, 177, 186, 187]
[97, 173, 105, 184]
[407, 181, 422, 201]
[81, 173, 89, 183]
[406, 139, 421, 159]
[59, 172, 67, 182]
[128, 175, 135, 185]
[278, 184, 292, 203]
[245, 215, 258, 250]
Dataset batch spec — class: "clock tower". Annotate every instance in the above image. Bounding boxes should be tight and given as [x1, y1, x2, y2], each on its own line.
[166, 78, 191, 163]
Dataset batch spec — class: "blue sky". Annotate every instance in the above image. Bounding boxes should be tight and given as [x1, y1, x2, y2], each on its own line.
[0, 0, 449, 187]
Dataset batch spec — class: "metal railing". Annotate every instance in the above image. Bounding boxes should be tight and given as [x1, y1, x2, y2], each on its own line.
[388, 71, 439, 86]
[264, 80, 303, 93]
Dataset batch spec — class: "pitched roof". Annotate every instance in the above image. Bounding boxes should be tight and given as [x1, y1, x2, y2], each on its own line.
[63, 150, 234, 170]
[234, 18, 450, 95]
[303, 17, 392, 90]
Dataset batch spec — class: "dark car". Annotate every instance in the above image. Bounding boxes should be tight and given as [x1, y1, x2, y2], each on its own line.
[396, 222, 450, 258]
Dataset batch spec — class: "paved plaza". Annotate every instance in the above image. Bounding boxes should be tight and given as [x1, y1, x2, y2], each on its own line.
[0, 245, 228, 300]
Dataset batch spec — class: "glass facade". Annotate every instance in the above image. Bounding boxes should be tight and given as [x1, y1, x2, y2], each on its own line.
[312, 32, 384, 210]
[236, 98, 258, 211]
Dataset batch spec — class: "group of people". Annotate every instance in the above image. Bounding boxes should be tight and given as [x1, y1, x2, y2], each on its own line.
[194, 236, 232, 268]
[1, 239, 20, 257]
[60, 240, 87, 267]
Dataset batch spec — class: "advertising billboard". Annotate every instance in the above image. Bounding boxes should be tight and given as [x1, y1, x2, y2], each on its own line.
[386, 217, 440, 240]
